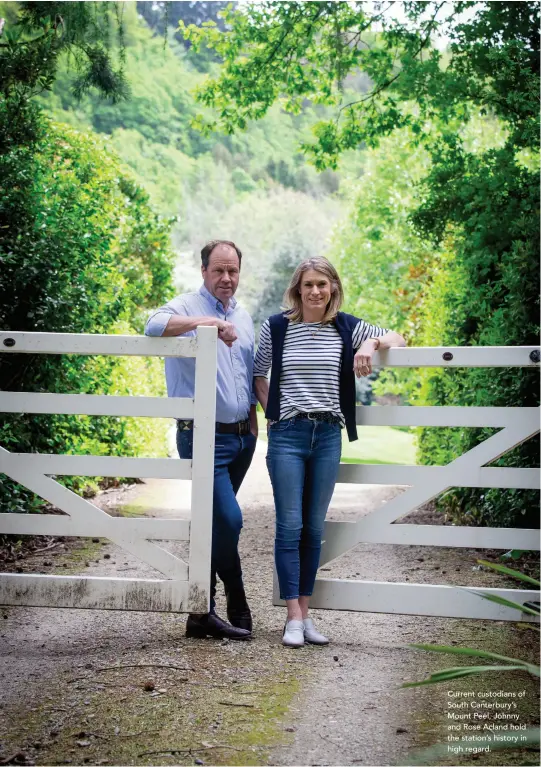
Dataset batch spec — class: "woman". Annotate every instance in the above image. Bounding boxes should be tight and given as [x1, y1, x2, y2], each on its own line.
[254, 257, 406, 647]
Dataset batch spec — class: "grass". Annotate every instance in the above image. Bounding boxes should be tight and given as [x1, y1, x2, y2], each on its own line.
[256, 411, 417, 465]
[6, 661, 304, 767]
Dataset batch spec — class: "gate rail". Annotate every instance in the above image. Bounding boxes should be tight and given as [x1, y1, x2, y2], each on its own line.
[275, 345, 541, 622]
[1, 337, 539, 620]
[0, 328, 218, 613]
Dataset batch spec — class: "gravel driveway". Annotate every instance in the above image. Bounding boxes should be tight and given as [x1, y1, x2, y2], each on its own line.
[0, 439, 538, 766]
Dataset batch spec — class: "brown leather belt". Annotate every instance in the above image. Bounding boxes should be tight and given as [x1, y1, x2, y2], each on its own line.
[177, 419, 251, 436]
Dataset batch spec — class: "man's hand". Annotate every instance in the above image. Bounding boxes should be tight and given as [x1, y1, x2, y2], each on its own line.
[354, 339, 379, 377]
[217, 320, 238, 347]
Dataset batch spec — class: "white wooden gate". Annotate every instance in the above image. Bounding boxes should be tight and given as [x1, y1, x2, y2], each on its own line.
[275, 346, 540, 622]
[0, 327, 218, 613]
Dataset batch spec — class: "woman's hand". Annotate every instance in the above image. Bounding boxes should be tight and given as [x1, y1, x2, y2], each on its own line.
[354, 339, 379, 377]
[249, 405, 258, 439]
[354, 331, 406, 376]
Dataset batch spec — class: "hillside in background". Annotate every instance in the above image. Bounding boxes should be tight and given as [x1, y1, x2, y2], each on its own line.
[38, 1, 359, 321]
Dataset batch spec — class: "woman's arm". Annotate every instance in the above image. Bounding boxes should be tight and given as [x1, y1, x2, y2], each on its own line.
[254, 376, 270, 410]
[253, 320, 272, 410]
[249, 404, 259, 438]
[375, 330, 407, 350]
[354, 329, 406, 377]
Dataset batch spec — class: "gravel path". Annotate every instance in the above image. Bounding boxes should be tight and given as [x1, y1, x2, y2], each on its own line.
[0, 439, 538, 766]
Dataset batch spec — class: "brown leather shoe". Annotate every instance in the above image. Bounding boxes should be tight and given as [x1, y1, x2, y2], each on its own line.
[185, 611, 251, 640]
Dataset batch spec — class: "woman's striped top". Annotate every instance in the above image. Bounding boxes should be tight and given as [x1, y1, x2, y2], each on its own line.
[254, 316, 389, 423]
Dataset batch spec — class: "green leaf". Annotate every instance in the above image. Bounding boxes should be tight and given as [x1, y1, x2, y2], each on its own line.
[471, 591, 541, 617]
[502, 549, 528, 560]
[402, 664, 536, 688]
[408, 643, 536, 665]
[476, 559, 541, 588]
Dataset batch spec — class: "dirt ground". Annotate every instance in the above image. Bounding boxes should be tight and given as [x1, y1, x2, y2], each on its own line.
[0, 440, 539, 767]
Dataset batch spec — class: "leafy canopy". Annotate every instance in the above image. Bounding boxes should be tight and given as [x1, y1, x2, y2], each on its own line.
[180, 1, 539, 163]
[0, 1, 129, 104]
[180, 0, 540, 529]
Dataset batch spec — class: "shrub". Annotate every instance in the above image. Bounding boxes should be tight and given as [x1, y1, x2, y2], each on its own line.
[0, 114, 175, 513]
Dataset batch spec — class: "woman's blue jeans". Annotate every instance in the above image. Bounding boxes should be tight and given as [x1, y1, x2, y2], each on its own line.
[266, 418, 342, 600]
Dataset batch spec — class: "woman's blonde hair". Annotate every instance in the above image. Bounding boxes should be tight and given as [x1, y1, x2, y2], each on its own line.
[283, 257, 344, 323]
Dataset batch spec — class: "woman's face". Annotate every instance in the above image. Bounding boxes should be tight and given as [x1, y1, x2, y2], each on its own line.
[299, 269, 333, 314]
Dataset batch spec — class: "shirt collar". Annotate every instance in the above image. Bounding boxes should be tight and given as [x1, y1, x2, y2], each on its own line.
[199, 283, 237, 312]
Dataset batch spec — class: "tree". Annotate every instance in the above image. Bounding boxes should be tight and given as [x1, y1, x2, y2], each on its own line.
[179, 2, 538, 156]
[181, 1, 540, 528]
[137, 1, 231, 38]
[0, 118, 175, 512]
[0, 1, 130, 163]
[136, 1, 232, 70]
[0, 1, 129, 106]
[0, 2, 175, 517]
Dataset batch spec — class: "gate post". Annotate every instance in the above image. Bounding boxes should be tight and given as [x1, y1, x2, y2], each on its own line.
[187, 326, 218, 613]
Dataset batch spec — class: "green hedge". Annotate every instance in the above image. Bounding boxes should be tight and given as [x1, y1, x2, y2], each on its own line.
[335, 126, 539, 530]
[0, 112, 175, 513]
[411, 145, 539, 529]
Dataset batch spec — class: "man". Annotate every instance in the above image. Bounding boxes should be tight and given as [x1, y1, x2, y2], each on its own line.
[145, 240, 257, 640]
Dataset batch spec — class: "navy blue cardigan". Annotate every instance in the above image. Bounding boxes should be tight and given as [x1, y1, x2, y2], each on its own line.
[265, 311, 359, 442]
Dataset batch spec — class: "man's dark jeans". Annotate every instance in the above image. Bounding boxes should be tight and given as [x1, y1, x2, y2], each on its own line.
[176, 426, 257, 611]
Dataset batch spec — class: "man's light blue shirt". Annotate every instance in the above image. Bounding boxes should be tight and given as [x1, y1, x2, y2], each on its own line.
[145, 284, 256, 423]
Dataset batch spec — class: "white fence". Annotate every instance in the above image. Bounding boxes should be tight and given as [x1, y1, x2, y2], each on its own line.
[1, 336, 539, 621]
[0, 328, 218, 613]
[274, 345, 541, 622]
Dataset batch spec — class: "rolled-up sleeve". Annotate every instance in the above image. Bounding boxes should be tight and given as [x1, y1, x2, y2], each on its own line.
[145, 298, 188, 337]
[352, 319, 390, 351]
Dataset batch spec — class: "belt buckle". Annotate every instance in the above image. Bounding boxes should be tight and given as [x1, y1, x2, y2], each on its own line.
[307, 412, 318, 421]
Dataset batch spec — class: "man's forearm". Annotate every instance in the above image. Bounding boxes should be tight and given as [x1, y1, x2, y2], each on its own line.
[254, 376, 269, 411]
[161, 315, 223, 337]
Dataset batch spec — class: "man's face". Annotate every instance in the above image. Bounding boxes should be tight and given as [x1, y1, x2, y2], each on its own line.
[202, 244, 240, 305]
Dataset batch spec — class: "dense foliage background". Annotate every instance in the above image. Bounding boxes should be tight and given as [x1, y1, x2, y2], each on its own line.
[0, 2, 175, 512]
[0, 1, 538, 529]
[36, 1, 347, 315]
[181, 0, 540, 529]
[0, 1, 347, 516]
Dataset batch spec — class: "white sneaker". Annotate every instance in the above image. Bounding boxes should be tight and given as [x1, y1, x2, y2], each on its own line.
[303, 617, 330, 645]
[282, 619, 305, 647]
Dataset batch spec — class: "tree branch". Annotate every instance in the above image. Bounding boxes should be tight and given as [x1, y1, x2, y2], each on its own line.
[336, 2, 446, 117]
[250, 3, 325, 84]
